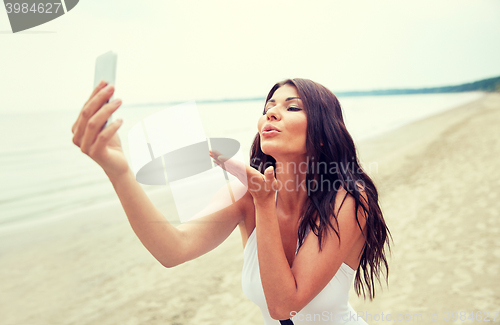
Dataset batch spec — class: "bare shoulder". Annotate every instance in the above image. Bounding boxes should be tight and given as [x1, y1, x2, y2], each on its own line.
[228, 179, 254, 214]
[333, 185, 369, 225]
[231, 179, 256, 238]
[330, 185, 369, 269]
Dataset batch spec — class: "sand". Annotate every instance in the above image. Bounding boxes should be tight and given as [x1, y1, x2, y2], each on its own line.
[349, 92, 500, 324]
[1, 93, 499, 325]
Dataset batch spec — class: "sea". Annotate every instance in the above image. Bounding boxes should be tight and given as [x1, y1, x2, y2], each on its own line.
[0, 92, 484, 228]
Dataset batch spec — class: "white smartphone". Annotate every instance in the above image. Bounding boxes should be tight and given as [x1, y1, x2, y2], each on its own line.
[93, 51, 117, 129]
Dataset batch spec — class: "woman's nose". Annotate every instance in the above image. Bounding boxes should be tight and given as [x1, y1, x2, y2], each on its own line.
[265, 106, 280, 120]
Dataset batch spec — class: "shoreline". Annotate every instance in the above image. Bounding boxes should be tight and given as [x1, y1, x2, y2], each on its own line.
[2, 92, 499, 324]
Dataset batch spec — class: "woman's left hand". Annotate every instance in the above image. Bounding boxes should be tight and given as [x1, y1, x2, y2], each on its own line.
[210, 150, 277, 202]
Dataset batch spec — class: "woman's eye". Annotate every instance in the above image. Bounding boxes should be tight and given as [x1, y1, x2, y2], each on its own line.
[262, 106, 302, 115]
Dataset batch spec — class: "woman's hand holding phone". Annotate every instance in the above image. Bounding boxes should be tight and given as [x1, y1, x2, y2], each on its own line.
[71, 81, 129, 179]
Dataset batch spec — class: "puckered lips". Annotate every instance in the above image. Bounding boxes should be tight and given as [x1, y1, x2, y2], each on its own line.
[261, 124, 281, 137]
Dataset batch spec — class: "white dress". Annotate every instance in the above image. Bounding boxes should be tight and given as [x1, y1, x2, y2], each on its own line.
[241, 195, 368, 324]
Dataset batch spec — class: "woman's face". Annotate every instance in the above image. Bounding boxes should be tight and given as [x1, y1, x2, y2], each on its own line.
[257, 84, 308, 159]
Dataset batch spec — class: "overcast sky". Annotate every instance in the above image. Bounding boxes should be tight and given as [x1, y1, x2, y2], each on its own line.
[1, 0, 499, 113]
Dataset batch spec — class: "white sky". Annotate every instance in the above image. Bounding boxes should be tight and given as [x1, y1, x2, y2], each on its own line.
[1, 0, 499, 113]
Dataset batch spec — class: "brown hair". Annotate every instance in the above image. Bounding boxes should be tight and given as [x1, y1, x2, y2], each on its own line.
[250, 78, 391, 300]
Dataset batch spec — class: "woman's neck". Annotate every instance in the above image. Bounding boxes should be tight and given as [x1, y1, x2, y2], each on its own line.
[273, 155, 310, 222]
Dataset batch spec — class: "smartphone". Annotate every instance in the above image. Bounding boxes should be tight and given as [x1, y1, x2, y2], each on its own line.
[93, 51, 117, 128]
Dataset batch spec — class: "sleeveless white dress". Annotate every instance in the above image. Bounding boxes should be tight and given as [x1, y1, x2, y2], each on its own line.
[241, 194, 368, 325]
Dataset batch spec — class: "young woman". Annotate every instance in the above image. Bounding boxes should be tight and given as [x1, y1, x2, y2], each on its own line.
[71, 78, 390, 324]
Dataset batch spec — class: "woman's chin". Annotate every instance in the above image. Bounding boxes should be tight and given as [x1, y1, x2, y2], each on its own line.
[260, 144, 278, 157]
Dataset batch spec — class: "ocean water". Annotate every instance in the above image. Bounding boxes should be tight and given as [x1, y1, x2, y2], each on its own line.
[0, 92, 484, 227]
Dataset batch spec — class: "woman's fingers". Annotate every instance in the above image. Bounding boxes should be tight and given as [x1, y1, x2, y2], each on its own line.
[210, 150, 230, 168]
[90, 118, 123, 157]
[264, 166, 274, 183]
[265, 166, 278, 191]
[80, 98, 122, 155]
[86, 80, 108, 105]
[210, 150, 252, 184]
[72, 81, 108, 135]
[73, 84, 115, 147]
[209, 150, 225, 162]
[211, 154, 276, 197]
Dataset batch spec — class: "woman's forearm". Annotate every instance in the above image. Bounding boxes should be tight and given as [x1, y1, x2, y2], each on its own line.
[107, 168, 184, 267]
[254, 197, 298, 319]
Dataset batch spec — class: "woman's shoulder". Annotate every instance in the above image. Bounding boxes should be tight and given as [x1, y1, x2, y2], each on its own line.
[229, 179, 256, 223]
[333, 185, 369, 220]
[227, 179, 253, 208]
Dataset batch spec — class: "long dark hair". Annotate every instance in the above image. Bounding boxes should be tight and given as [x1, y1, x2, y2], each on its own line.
[249, 78, 391, 300]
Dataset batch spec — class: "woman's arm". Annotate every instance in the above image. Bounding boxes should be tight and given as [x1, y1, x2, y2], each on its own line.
[107, 168, 181, 267]
[255, 189, 366, 320]
[72, 82, 248, 268]
[108, 170, 247, 267]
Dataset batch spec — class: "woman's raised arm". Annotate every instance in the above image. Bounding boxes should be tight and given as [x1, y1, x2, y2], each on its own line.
[107, 169, 247, 267]
[71, 82, 247, 268]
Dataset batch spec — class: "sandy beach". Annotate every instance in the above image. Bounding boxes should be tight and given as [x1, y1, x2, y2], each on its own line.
[1, 92, 499, 325]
